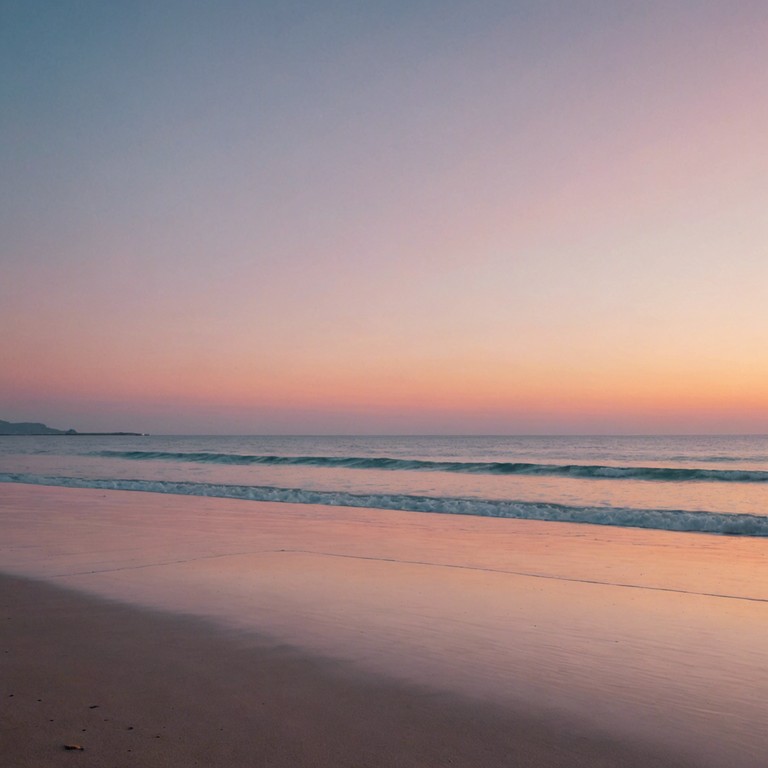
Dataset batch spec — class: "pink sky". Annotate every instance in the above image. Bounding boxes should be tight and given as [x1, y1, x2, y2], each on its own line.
[2, 1, 767, 434]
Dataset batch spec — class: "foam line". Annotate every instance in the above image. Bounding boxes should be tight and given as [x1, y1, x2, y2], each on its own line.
[2, 473, 767, 536]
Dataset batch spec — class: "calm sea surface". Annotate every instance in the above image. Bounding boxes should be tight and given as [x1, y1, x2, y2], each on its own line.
[2, 434, 767, 535]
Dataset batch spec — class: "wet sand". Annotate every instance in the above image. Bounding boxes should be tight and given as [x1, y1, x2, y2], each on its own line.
[2, 573, 693, 768]
[2, 483, 767, 766]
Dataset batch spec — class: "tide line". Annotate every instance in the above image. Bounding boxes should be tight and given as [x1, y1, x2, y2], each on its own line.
[48, 547, 768, 605]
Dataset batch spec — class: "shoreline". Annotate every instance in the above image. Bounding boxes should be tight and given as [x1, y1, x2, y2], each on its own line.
[3, 472, 768, 537]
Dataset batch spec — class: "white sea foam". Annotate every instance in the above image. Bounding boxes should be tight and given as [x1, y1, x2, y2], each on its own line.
[2, 473, 766, 536]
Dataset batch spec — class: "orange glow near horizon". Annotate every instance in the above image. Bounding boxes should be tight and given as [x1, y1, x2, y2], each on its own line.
[5, 348, 767, 434]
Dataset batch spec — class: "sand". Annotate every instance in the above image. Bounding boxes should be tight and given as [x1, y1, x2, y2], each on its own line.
[2, 482, 767, 766]
[2, 573, 695, 768]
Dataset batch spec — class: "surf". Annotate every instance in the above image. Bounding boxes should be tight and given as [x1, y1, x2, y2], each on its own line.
[3, 473, 767, 536]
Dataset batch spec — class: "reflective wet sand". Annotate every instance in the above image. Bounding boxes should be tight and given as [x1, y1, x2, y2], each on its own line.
[2, 483, 767, 766]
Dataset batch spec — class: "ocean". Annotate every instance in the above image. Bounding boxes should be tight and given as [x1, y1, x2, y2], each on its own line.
[2, 434, 767, 535]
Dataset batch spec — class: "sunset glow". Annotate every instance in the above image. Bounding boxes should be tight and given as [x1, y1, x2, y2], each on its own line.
[2, 1, 767, 434]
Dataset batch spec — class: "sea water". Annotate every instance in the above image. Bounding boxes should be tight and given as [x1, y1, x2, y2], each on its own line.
[1, 434, 767, 534]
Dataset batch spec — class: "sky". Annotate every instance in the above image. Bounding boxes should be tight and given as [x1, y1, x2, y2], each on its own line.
[2, 0, 767, 434]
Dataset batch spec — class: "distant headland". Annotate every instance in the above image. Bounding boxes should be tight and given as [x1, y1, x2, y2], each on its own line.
[0, 419, 145, 436]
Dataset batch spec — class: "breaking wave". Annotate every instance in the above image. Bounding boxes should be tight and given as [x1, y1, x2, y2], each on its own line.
[87, 450, 768, 483]
[2, 473, 767, 536]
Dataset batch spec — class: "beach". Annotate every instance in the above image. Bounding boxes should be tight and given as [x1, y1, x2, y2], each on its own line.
[4, 574, 693, 768]
[2, 482, 767, 766]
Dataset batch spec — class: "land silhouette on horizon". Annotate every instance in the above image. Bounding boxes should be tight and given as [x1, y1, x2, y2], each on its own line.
[0, 419, 143, 436]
